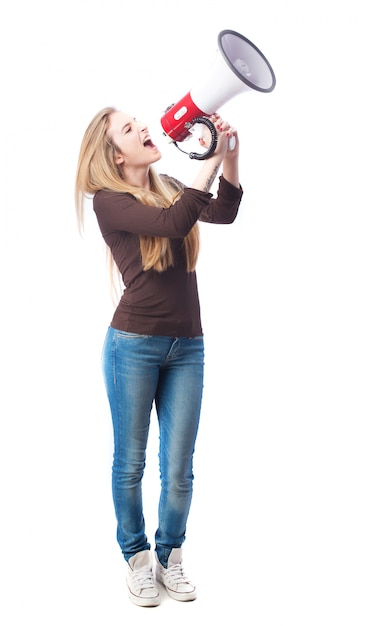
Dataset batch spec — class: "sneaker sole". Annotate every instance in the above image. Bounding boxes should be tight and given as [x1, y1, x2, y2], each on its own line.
[156, 578, 197, 602]
[165, 588, 197, 602]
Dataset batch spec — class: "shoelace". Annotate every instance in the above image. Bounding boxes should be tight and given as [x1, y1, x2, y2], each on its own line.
[166, 563, 190, 583]
[132, 569, 156, 589]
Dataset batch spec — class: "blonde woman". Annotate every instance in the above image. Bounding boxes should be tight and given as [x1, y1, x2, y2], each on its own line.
[75, 107, 242, 607]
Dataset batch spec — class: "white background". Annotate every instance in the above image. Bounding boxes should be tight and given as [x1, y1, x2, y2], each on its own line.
[1, 1, 367, 624]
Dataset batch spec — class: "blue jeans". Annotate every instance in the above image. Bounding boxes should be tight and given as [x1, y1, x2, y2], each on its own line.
[102, 326, 204, 566]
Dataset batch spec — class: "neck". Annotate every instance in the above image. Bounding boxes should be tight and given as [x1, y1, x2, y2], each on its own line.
[123, 165, 151, 190]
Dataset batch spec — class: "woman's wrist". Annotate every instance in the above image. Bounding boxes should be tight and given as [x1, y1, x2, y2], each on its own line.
[222, 159, 239, 189]
[191, 157, 222, 193]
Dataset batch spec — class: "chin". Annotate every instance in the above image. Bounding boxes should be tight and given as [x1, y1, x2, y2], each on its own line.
[151, 150, 162, 162]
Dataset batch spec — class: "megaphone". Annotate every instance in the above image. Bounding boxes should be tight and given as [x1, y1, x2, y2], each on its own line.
[161, 29, 276, 159]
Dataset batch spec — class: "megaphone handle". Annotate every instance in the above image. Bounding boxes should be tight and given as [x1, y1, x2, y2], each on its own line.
[188, 116, 218, 160]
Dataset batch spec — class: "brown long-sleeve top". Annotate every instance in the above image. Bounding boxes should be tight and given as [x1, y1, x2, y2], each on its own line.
[93, 175, 243, 337]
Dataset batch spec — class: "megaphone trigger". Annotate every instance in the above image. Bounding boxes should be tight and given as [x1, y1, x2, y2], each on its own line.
[228, 135, 236, 151]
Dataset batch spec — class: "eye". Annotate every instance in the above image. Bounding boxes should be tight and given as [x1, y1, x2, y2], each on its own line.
[122, 118, 136, 134]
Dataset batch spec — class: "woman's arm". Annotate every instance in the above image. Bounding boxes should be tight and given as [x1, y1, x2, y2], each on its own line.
[222, 131, 240, 189]
[199, 175, 243, 224]
[94, 186, 212, 238]
[190, 114, 240, 192]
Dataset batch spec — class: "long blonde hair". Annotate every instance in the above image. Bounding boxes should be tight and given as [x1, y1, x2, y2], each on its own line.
[75, 106, 199, 283]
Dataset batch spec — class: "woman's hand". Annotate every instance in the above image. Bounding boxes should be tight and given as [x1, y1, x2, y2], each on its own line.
[199, 114, 238, 158]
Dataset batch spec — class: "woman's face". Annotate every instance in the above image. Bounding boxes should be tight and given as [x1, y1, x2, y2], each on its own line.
[108, 110, 161, 169]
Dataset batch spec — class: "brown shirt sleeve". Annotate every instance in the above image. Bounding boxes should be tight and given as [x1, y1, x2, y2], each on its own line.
[199, 176, 243, 224]
[93, 186, 213, 238]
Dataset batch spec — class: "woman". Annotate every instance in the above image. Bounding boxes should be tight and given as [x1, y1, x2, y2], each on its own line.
[75, 107, 243, 607]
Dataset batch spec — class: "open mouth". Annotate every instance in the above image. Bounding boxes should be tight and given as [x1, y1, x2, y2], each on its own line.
[143, 138, 156, 149]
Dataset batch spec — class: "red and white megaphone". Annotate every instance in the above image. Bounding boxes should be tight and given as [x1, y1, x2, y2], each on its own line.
[161, 29, 276, 159]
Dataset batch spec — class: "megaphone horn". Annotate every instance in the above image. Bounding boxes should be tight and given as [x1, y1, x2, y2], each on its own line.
[161, 30, 276, 159]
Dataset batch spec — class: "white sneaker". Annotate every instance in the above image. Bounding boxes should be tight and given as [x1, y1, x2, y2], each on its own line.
[155, 548, 197, 602]
[126, 550, 160, 607]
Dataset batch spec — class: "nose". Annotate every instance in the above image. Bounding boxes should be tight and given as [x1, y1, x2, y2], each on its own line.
[136, 119, 147, 131]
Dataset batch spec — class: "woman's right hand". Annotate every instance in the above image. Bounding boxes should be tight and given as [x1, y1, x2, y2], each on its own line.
[199, 114, 237, 158]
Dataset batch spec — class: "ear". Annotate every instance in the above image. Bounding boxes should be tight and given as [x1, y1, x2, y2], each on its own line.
[114, 153, 124, 165]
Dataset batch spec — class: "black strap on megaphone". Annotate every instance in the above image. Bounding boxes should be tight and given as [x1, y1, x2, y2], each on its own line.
[173, 116, 218, 160]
